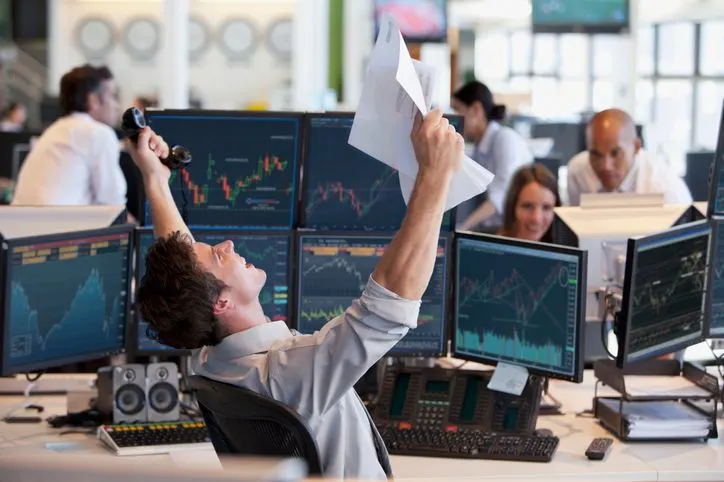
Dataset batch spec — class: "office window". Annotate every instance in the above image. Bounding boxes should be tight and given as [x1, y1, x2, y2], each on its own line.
[510, 30, 532, 74]
[475, 32, 509, 81]
[657, 23, 695, 76]
[508, 76, 532, 91]
[532, 34, 558, 76]
[635, 80, 655, 126]
[592, 80, 616, 111]
[530, 77, 559, 117]
[592, 36, 623, 79]
[694, 81, 724, 150]
[636, 25, 655, 76]
[559, 34, 588, 79]
[653, 80, 693, 175]
[559, 80, 587, 114]
[700, 20, 724, 76]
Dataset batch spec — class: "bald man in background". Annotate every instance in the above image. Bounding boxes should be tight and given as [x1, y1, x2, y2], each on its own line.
[566, 109, 692, 206]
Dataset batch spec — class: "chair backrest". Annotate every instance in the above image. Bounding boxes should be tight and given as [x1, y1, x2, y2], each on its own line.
[187, 375, 323, 476]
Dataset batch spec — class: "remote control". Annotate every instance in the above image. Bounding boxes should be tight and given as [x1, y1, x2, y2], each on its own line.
[585, 437, 613, 460]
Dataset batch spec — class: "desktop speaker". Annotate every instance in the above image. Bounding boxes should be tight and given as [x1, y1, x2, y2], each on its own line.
[145, 362, 180, 422]
[97, 364, 147, 424]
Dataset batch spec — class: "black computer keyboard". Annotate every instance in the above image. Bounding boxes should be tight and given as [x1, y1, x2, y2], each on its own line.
[98, 421, 212, 456]
[379, 426, 559, 462]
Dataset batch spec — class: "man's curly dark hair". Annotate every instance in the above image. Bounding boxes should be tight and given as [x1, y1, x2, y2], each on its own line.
[136, 231, 228, 349]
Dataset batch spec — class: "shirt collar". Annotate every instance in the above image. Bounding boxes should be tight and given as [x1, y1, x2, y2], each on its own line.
[475, 121, 501, 155]
[206, 321, 293, 361]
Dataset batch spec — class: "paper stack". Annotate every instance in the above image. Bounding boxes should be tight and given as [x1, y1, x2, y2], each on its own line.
[598, 399, 711, 440]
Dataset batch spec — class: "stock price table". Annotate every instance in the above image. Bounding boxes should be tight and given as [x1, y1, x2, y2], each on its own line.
[455, 239, 580, 378]
[7, 234, 130, 372]
[136, 231, 290, 352]
[147, 113, 300, 229]
[297, 235, 448, 355]
[302, 116, 457, 231]
[627, 227, 709, 359]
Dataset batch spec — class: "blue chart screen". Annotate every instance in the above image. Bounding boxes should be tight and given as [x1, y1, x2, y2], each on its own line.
[302, 115, 458, 231]
[297, 235, 448, 355]
[146, 114, 300, 229]
[5, 233, 129, 373]
[455, 238, 580, 377]
[709, 219, 724, 337]
[136, 231, 290, 352]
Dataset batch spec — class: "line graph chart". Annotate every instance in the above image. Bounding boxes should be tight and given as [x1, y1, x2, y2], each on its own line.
[455, 238, 580, 376]
[145, 113, 300, 229]
[297, 234, 448, 354]
[709, 220, 724, 336]
[626, 227, 709, 357]
[302, 115, 455, 231]
[6, 234, 129, 372]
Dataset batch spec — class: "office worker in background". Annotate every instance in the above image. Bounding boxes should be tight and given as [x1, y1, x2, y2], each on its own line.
[0, 102, 26, 132]
[129, 110, 462, 480]
[12, 64, 125, 206]
[567, 108, 692, 206]
[498, 163, 560, 243]
[451, 80, 533, 231]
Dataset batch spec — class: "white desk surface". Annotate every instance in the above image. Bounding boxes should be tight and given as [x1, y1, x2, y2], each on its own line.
[0, 369, 722, 482]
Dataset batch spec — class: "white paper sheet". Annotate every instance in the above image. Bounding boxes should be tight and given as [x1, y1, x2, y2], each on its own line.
[349, 14, 493, 211]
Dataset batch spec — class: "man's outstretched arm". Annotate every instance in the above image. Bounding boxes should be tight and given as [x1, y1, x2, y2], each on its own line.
[127, 127, 194, 242]
[268, 109, 463, 417]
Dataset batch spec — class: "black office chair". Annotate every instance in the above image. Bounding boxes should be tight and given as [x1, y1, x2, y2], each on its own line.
[187, 375, 324, 476]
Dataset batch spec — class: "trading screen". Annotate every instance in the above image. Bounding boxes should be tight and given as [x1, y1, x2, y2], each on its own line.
[145, 112, 300, 229]
[135, 230, 290, 353]
[302, 115, 459, 231]
[709, 104, 724, 216]
[4, 232, 130, 374]
[708, 218, 724, 337]
[625, 223, 710, 362]
[297, 234, 448, 355]
[454, 237, 581, 379]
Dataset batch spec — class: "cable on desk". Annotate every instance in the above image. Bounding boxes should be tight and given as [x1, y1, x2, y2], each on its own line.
[25, 371, 44, 383]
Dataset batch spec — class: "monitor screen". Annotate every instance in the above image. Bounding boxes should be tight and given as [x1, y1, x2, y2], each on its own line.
[144, 110, 301, 229]
[707, 101, 724, 217]
[706, 217, 724, 338]
[453, 234, 587, 382]
[617, 221, 711, 366]
[133, 229, 292, 356]
[532, 0, 629, 34]
[301, 113, 460, 231]
[374, 0, 448, 43]
[1, 227, 132, 375]
[296, 233, 449, 356]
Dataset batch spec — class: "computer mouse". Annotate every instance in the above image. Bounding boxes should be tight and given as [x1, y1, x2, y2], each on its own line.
[535, 428, 553, 437]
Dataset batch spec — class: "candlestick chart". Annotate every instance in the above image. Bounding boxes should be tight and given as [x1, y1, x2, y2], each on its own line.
[302, 115, 456, 231]
[6, 234, 129, 373]
[135, 230, 290, 352]
[455, 238, 581, 377]
[297, 234, 449, 355]
[145, 113, 300, 229]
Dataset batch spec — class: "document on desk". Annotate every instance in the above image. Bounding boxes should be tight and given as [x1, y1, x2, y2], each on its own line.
[623, 375, 712, 398]
[598, 399, 711, 439]
[349, 14, 494, 211]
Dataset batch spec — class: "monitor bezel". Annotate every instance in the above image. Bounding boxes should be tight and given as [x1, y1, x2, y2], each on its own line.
[0, 224, 135, 376]
[706, 100, 724, 218]
[451, 231, 588, 383]
[531, 0, 630, 35]
[299, 112, 461, 232]
[616, 220, 712, 367]
[294, 229, 452, 358]
[129, 227, 296, 358]
[141, 109, 305, 230]
[707, 216, 724, 338]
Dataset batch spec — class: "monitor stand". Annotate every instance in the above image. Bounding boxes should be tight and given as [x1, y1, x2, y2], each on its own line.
[538, 378, 563, 416]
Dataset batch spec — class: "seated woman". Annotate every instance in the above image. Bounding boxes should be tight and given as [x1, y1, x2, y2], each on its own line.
[497, 163, 560, 243]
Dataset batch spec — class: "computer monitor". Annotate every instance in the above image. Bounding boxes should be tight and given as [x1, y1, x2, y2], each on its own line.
[131, 228, 293, 357]
[706, 216, 724, 338]
[143, 110, 302, 229]
[300, 113, 461, 232]
[452, 233, 587, 383]
[707, 100, 724, 217]
[295, 232, 450, 357]
[531, 0, 630, 34]
[616, 221, 711, 367]
[0, 226, 133, 376]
